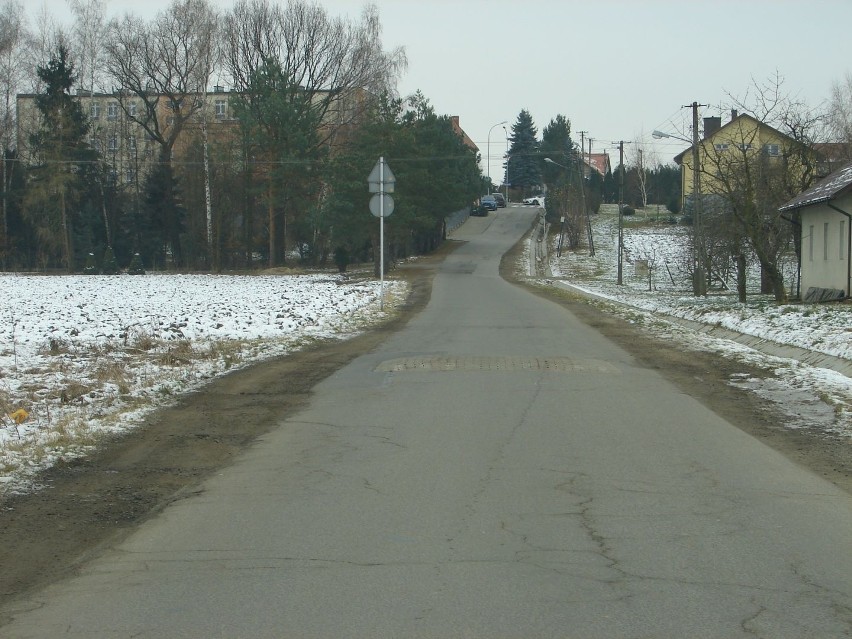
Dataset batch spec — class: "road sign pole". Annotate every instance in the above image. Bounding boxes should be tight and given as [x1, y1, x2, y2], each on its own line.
[367, 156, 395, 312]
[380, 157, 384, 310]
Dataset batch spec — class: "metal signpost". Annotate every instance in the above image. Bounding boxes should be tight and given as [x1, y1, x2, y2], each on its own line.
[368, 157, 395, 310]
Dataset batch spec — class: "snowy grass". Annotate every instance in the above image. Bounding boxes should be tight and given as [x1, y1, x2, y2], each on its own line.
[0, 271, 407, 495]
[545, 203, 852, 439]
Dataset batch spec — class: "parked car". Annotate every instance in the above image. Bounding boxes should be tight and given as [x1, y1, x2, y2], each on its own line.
[491, 193, 506, 208]
[481, 195, 498, 210]
[523, 195, 545, 207]
[470, 202, 488, 217]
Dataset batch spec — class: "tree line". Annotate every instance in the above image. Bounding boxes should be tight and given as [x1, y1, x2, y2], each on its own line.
[0, 0, 481, 274]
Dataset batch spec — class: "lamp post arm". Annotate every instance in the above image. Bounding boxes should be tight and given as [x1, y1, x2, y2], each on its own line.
[487, 120, 508, 195]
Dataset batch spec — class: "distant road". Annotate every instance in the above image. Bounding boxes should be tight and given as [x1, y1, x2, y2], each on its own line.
[3, 206, 851, 638]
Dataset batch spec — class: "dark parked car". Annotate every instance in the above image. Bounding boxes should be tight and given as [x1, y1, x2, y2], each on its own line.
[470, 202, 488, 217]
[481, 195, 498, 210]
[491, 193, 506, 207]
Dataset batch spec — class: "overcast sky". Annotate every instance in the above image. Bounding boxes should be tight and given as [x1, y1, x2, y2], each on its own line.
[31, 0, 852, 176]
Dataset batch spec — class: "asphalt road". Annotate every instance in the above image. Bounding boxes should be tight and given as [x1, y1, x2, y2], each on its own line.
[3, 206, 851, 638]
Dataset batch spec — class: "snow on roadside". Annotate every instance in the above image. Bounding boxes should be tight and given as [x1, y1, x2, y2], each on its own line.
[0, 272, 407, 495]
[545, 204, 852, 439]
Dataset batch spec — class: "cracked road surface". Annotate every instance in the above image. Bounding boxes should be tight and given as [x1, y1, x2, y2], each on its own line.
[1, 208, 851, 638]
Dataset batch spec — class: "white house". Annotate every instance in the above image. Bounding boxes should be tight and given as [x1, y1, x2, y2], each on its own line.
[779, 161, 852, 301]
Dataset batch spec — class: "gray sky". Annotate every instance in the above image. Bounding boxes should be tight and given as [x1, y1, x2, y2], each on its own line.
[32, 0, 852, 177]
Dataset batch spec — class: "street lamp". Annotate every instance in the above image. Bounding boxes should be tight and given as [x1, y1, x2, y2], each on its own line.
[502, 125, 509, 203]
[487, 120, 507, 195]
[653, 112, 706, 296]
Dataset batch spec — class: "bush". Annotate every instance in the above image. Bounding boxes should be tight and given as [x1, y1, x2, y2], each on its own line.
[621, 205, 635, 216]
[101, 246, 120, 275]
[666, 196, 681, 215]
[83, 252, 98, 275]
[127, 253, 145, 275]
[333, 246, 350, 273]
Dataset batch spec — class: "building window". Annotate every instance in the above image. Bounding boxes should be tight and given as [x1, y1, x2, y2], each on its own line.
[108, 136, 117, 151]
[824, 222, 830, 260]
[215, 99, 226, 119]
[128, 101, 137, 117]
[107, 102, 119, 120]
[127, 136, 136, 151]
[125, 167, 135, 183]
[737, 143, 752, 151]
[90, 103, 100, 119]
[809, 225, 814, 261]
[714, 143, 729, 152]
[764, 144, 780, 157]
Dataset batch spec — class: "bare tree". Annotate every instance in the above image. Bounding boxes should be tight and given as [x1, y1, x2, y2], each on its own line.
[68, 0, 107, 93]
[223, 0, 406, 143]
[628, 140, 651, 209]
[826, 72, 852, 161]
[104, 0, 219, 266]
[700, 73, 823, 302]
[182, 0, 220, 268]
[0, 0, 27, 264]
[222, 0, 406, 266]
[104, 0, 217, 164]
[69, 0, 111, 245]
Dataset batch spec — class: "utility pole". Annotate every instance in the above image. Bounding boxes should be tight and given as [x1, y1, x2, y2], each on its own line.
[612, 140, 631, 285]
[685, 101, 708, 296]
[576, 132, 595, 257]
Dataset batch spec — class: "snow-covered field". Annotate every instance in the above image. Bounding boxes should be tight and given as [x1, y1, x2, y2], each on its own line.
[544, 203, 851, 439]
[0, 272, 406, 495]
[1, 203, 850, 496]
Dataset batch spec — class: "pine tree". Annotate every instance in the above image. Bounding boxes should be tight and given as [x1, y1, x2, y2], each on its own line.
[506, 110, 541, 193]
[127, 252, 145, 275]
[138, 162, 185, 269]
[101, 245, 119, 274]
[25, 44, 96, 272]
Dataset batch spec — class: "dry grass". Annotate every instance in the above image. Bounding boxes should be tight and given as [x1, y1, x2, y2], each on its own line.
[92, 358, 132, 395]
[154, 339, 194, 366]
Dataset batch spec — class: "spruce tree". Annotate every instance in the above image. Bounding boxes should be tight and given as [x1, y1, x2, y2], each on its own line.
[25, 44, 96, 271]
[506, 110, 541, 194]
[127, 252, 145, 275]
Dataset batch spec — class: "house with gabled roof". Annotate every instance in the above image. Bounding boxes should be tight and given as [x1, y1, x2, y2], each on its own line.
[582, 152, 610, 178]
[450, 116, 478, 153]
[779, 161, 852, 301]
[673, 113, 807, 209]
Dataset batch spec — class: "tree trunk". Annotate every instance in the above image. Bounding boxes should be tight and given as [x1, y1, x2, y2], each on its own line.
[1, 157, 7, 269]
[760, 264, 773, 294]
[736, 253, 747, 303]
[61, 188, 73, 273]
[267, 186, 275, 268]
[201, 119, 213, 271]
[760, 261, 788, 303]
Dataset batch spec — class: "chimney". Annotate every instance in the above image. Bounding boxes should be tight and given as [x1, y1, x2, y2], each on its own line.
[730, 109, 738, 122]
[703, 116, 721, 138]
